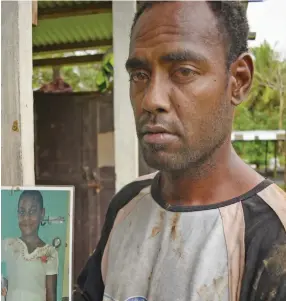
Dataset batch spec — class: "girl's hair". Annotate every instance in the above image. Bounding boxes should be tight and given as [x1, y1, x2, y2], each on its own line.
[18, 190, 44, 209]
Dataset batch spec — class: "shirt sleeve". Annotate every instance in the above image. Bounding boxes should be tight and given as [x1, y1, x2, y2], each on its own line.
[250, 242, 286, 301]
[76, 202, 116, 301]
[45, 247, 59, 276]
[240, 191, 286, 301]
[76, 178, 153, 301]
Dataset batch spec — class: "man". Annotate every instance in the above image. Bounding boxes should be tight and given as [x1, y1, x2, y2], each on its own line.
[74, 1, 286, 301]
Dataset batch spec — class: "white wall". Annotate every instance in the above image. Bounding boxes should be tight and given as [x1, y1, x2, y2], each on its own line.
[1, 1, 35, 186]
[112, 0, 139, 191]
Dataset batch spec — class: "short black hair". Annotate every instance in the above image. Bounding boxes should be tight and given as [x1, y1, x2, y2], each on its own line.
[131, 1, 249, 67]
[18, 190, 44, 209]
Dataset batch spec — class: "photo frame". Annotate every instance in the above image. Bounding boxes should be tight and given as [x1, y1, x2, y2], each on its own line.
[1, 186, 74, 301]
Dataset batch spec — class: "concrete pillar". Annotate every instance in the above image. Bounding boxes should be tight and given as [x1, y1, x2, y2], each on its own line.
[112, 0, 138, 191]
[1, 1, 35, 186]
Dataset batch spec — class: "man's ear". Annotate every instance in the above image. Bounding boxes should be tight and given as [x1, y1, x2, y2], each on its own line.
[230, 53, 254, 106]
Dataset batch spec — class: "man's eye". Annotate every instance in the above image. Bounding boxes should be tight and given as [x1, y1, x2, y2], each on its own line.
[174, 67, 196, 77]
[171, 67, 199, 83]
[130, 71, 149, 83]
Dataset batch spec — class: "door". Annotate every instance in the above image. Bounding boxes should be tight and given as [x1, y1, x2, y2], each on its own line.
[34, 92, 115, 284]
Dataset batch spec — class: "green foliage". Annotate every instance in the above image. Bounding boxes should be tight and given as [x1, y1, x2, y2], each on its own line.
[32, 49, 112, 92]
[95, 50, 114, 93]
[33, 68, 53, 89]
[233, 42, 286, 166]
[233, 104, 286, 131]
[233, 105, 278, 167]
[244, 42, 286, 128]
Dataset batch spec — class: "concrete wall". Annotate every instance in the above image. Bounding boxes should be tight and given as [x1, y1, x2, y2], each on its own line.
[112, 1, 138, 191]
[1, 1, 35, 186]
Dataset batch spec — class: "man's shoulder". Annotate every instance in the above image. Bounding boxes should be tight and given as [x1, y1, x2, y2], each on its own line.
[242, 181, 286, 228]
[242, 182, 286, 254]
[75, 172, 158, 297]
[108, 171, 158, 212]
[255, 182, 286, 230]
[240, 183, 286, 300]
[257, 181, 286, 204]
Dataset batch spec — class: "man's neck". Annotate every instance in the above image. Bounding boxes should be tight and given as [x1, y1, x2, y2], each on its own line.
[160, 142, 264, 207]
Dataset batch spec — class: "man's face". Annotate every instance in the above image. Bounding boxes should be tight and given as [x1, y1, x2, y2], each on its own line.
[18, 197, 43, 236]
[127, 1, 235, 172]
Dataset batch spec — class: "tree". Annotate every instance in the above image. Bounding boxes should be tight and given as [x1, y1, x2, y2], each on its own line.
[32, 48, 113, 93]
[245, 42, 286, 129]
[233, 42, 286, 168]
[33, 63, 101, 92]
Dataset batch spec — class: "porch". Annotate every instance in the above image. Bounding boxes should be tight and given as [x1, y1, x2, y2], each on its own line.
[1, 0, 260, 292]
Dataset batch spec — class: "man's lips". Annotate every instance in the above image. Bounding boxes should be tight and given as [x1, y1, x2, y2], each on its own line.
[140, 124, 178, 144]
[141, 124, 173, 135]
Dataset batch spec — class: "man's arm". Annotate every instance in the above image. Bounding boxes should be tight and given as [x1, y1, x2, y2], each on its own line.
[75, 177, 154, 301]
[250, 243, 286, 300]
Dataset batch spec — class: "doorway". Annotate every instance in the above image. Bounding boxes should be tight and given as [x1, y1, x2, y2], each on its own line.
[34, 91, 115, 283]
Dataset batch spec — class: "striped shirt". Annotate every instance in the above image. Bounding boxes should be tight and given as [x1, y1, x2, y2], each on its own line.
[77, 172, 286, 301]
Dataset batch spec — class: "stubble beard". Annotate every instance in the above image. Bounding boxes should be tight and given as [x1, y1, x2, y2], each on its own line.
[139, 115, 232, 177]
[140, 133, 227, 176]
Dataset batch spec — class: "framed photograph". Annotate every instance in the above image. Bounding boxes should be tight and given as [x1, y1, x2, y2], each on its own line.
[1, 186, 74, 301]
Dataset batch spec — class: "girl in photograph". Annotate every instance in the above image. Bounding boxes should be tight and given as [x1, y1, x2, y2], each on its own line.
[1, 190, 58, 301]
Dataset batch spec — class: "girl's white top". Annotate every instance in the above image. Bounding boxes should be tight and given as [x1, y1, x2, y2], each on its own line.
[1, 238, 58, 301]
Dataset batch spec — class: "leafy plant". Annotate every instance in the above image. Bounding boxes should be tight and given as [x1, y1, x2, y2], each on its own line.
[233, 42, 286, 167]
[95, 49, 114, 93]
[32, 49, 113, 92]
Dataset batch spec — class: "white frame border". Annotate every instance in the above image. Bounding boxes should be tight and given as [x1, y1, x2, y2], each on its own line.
[1, 185, 75, 301]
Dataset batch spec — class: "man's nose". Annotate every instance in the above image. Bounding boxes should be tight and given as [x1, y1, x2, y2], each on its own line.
[141, 74, 171, 114]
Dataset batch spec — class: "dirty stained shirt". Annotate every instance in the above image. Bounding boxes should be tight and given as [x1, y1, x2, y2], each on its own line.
[77, 172, 286, 301]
